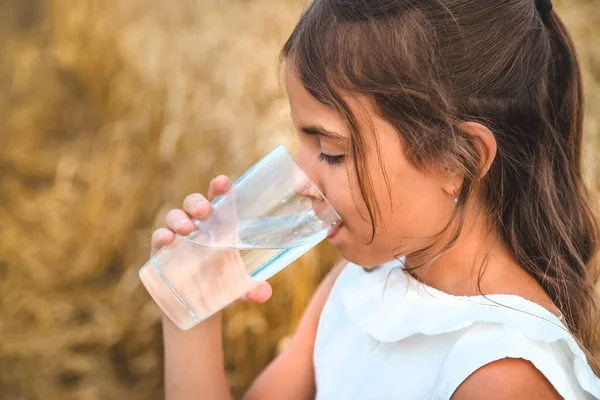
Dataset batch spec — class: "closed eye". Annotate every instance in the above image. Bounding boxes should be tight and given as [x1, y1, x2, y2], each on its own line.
[319, 153, 344, 165]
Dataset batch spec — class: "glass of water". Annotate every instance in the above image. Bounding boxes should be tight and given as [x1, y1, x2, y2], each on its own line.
[139, 144, 340, 330]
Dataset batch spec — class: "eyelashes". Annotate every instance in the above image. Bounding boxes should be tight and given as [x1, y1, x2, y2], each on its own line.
[319, 152, 345, 165]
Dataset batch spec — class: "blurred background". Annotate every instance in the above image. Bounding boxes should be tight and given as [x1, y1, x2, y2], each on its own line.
[0, 0, 598, 399]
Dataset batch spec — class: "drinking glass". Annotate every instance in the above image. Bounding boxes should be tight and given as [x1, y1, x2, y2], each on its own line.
[139, 145, 340, 330]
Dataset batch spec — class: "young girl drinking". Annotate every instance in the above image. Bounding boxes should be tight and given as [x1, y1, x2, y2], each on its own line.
[151, 0, 600, 398]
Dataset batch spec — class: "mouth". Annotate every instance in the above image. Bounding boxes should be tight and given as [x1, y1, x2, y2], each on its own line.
[327, 222, 344, 239]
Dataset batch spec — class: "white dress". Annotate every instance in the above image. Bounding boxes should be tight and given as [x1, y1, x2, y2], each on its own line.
[313, 260, 600, 399]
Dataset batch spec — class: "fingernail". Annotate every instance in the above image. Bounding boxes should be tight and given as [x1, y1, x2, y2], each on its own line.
[178, 218, 189, 228]
[195, 200, 208, 213]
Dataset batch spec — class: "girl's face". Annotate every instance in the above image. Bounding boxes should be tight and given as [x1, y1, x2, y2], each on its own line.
[285, 65, 456, 267]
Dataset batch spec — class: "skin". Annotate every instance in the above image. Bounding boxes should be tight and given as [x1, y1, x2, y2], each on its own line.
[153, 64, 563, 399]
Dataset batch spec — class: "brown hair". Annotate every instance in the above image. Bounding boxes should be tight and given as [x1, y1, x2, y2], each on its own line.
[281, 0, 600, 371]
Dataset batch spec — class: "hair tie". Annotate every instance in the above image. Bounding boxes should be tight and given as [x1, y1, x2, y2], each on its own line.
[535, 0, 553, 15]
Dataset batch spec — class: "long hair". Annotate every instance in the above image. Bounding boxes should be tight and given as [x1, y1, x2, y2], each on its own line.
[282, 0, 600, 372]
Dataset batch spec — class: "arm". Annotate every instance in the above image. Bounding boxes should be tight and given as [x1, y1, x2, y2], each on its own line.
[163, 313, 232, 400]
[162, 258, 346, 400]
[243, 259, 348, 400]
[451, 358, 562, 400]
[155, 175, 345, 399]
[157, 176, 270, 400]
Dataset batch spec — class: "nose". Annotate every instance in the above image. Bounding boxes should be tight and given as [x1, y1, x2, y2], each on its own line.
[292, 168, 322, 201]
[293, 173, 337, 224]
[295, 144, 322, 186]
[292, 151, 339, 225]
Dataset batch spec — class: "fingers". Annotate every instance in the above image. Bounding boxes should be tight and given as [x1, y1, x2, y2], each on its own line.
[208, 175, 231, 202]
[156, 176, 231, 252]
[182, 193, 212, 221]
[179, 176, 232, 221]
[150, 228, 175, 256]
[165, 208, 195, 236]
[242, 282, 273, 304]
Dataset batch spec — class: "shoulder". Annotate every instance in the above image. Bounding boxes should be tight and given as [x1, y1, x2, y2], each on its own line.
[435, 319, 597, 400]
[243, 259, 348, 400]
[281, 257, 348, 351]
[309, 258, 348, 311]
[451, 358, 562, 400]
[282, 257, 347, 358]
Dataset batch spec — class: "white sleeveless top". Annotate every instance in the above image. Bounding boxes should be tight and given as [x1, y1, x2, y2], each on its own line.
[314, 260, 600, 399]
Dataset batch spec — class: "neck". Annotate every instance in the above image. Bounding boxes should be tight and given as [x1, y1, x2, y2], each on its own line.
[406, 202, 520, 296]
[404, 200, 562, 318]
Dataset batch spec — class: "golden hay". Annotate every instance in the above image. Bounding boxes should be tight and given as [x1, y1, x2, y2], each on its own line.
[0, 0, 598, 398]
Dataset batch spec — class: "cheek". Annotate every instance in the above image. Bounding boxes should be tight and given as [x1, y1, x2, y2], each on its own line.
[324, 164, 380, 241]
[319, 152, 452, 255]
[321, 167, 355, 216]
[350, 149, 452, 249]
[385, 169, 452, 240]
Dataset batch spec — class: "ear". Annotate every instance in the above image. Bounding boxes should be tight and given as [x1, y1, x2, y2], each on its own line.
[460, 122, 497, 180]
[440, 122, 497, 197]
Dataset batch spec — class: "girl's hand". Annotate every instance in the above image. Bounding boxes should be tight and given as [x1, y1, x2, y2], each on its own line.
[150, 175, 273, 305]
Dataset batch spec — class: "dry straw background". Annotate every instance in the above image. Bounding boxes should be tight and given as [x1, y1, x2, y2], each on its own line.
[0, 0, 598, 399]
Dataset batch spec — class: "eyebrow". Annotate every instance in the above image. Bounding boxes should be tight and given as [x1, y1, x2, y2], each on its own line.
[300, 125, 346, 141]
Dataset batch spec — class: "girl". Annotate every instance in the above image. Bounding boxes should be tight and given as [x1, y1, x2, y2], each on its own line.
[151, 0, 600, 398]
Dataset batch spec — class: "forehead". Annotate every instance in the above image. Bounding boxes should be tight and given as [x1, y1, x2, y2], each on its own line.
[284, 64, 331, 113]
[284, 63, 380, 138]
[285, 64, 347, 134]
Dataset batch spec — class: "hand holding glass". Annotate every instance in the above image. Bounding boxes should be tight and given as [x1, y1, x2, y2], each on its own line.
[139, 145, 340, 330]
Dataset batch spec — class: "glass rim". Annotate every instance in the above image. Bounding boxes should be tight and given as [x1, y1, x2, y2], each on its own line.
[211, 144, 341, 225]
[275, 144, 341, 224]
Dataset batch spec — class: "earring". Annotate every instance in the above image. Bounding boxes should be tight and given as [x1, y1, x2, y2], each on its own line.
[453, 183, 458, 204]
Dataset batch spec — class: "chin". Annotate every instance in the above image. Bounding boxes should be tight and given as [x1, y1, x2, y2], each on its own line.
[328, 227, 392, 267]
[336, 245, 381, 268]
[335, 241, 398, 268]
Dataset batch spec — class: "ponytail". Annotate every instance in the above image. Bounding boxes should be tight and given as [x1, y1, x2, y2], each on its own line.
[544, 10, 584, 179]
[518, 8, 600, 371]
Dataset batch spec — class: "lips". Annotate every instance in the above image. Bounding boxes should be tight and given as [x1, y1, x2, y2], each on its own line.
[327, 222, 343, 239]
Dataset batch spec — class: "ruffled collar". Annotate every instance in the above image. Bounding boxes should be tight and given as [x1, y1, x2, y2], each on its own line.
[337, 260, 600, 397]
[339, 260, 568, 342]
